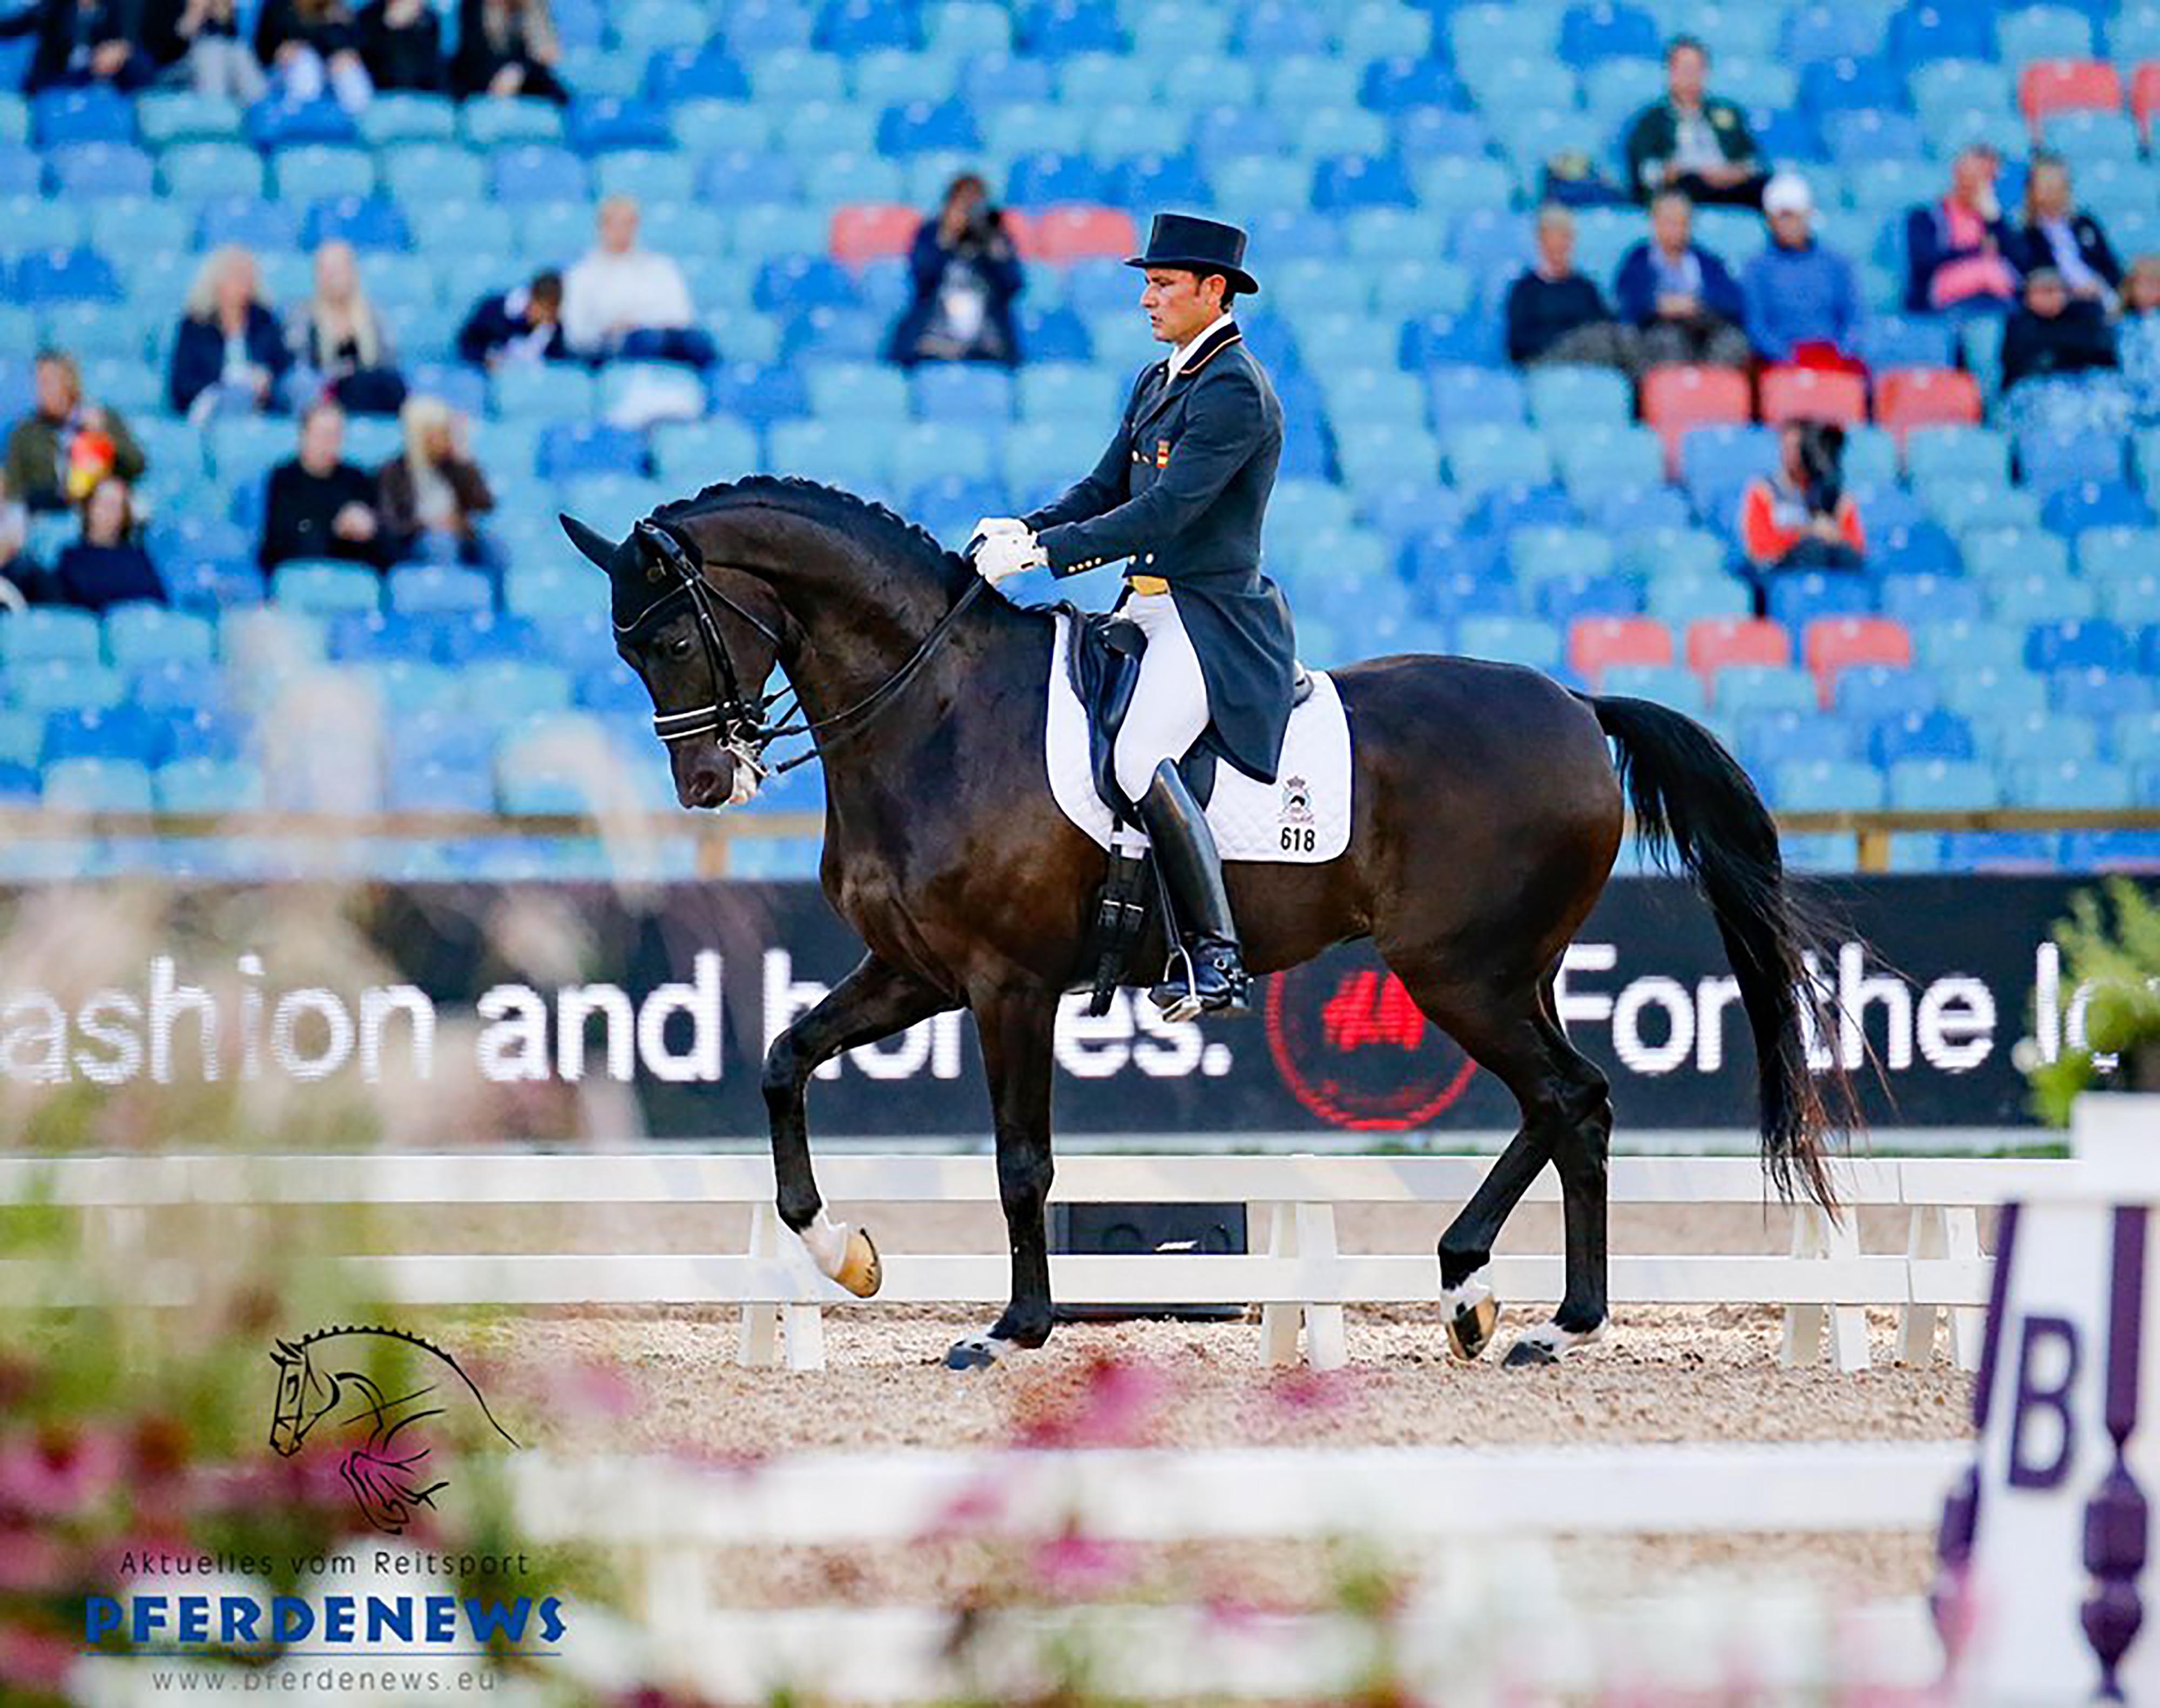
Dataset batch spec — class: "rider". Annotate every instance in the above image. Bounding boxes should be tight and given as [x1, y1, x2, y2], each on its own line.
[968, 214, 1294, 1021]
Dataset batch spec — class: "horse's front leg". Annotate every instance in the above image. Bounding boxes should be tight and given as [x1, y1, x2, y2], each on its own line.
[763, 952, 953, 1295]
[944, 981, 1061, 1369]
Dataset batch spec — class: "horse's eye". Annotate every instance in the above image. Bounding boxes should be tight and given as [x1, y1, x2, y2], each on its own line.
[667, 636, 695, 660]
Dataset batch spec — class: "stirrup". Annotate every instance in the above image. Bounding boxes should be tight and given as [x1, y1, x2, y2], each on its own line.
[1150, 935, 1251, 1023]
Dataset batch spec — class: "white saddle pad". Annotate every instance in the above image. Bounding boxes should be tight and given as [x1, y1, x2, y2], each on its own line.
[1044, 610, 1353, 863]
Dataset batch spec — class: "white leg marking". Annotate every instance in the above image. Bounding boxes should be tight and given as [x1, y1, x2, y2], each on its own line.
[1503, 1320, 1609, 1367]
[800, 1209, 850, 1279]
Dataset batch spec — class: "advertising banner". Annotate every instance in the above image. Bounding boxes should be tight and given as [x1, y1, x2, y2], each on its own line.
[0, 876, 2116, 1135]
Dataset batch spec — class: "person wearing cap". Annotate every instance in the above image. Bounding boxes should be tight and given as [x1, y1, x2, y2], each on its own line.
[966, 213, 1291, 1023]
[1742, 173, 1865, 372]
[1904, 145, 2017, 315]
[1622, 36, 1767, 209]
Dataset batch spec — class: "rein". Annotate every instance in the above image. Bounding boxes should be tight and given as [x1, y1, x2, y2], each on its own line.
[619, 517, 988, 780]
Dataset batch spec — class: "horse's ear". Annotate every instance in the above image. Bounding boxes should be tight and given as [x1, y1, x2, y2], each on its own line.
[559, 513, 618, 571]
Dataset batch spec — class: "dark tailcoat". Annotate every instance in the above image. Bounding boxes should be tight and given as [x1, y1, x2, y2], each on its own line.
[1021, 319, 1295, 784]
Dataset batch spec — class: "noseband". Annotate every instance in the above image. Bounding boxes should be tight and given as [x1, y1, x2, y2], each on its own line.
[616, 516, 986, 780]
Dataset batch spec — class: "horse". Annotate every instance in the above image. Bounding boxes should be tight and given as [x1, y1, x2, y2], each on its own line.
[560, 475, 1850, 1371]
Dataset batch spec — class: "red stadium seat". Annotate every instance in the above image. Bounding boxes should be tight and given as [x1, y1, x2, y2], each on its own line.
[1685, 617, 1790, 678]
[2019, 58, 2123, 120]
[1805, 617, 1914, 684]
[1023, 206, 1138, 262]
[830, 204, 923, 267]
[1569, 617, 1673, 685]
[1759, 364, 1867, 426]
[1641, 364, 1752, 473]
[1875, 367, 1982, 439]
[2135, 63, 2160, 139]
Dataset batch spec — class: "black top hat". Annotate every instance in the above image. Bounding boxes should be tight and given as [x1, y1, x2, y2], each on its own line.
[1124, 212, 1260, 296]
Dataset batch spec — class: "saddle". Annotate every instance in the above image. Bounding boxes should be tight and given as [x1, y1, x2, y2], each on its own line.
[1053, 600, 1314, 1014]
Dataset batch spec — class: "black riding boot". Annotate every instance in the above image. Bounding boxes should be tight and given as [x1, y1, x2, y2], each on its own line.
[1137, 759, 1251, 1022]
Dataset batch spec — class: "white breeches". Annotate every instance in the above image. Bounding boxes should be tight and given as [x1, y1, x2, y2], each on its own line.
[1113, 589, 1211, 805]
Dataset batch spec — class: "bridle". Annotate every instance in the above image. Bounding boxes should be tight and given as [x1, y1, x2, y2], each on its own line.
[614, 517, 987, 781]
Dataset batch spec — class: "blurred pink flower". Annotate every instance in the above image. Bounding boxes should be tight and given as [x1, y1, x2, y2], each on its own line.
[920, 1473, 1007, 1542]
[1016, 1355, 1168, 1449]
[0, 1620, 77, 1692]
[0, 1527, 72, 1593]
[563, 1356, 640, 1419]
[1030, 1526, 1133, 1598]
[1265, 1365, 1360, 1415]
[0, 1425, 121, 1518]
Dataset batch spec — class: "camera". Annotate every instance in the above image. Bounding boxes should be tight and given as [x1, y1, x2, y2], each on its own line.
[1795, 421, 1845, 518]
[961, 204, 1005, 247]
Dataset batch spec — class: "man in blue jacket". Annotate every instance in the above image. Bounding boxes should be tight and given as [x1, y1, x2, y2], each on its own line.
[967, 214, 1292, 1022]
[1741, 173, 1865, 368]
[1613, 191, 1750, 370]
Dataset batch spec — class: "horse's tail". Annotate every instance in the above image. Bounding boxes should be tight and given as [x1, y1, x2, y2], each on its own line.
[1584, 693, 1851, 1213]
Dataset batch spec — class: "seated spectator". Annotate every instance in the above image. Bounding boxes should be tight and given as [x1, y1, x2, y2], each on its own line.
[2118, 254, 2160, 422]
[887, 172, 1024, 369]
[1504, 204, 1639, 375]
[0, 472, 30, 602]
[457, 268, 566, 368]
[1743, 174, 1864, 372]
[2001, 266, 2117, 394]
[1614, 190, 1750, 370]
[2007, 155, 2122, 306]
[254, 0, 370, 112]
[1905, 145, 2017, 315]
[48, 475, 162, 611]
[1623, 36, 1766, 210]
[1739, 421, 1865, 614]
[0, 0, 155, 90]
[450, 0, 564, 103]
[286, 239, 406, 415]
[171, 246, 292, 422]
[376, 394, 495, 565]
[4, 350, 146, 514]
[261, 399, 386, 570]
[359, 0, 442, 91]
[168, 0, 264, 100]
[561, 197, 714, 368]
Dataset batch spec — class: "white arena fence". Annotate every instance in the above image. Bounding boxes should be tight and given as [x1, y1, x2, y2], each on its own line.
[500, 1441, 1961, 1702]
[0, 1150, 2039, 1373]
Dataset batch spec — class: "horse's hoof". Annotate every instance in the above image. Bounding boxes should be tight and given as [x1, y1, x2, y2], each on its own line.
[834, 1226, 881, 1298]
[1446, 1293, 1501, 1363]
[1503, 1321, 1606, 1368]
[942, 1332, 1003, 1371]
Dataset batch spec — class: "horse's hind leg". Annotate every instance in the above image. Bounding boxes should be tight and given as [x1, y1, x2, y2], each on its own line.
[763, 953, 954, 1296]
[1386, 962, 1612, 1365]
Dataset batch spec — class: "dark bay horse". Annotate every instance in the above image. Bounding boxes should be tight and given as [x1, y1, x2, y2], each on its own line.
[561, 476, 1845, 1370]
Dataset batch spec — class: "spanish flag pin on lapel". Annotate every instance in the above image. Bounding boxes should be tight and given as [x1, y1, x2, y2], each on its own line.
[1155, 438, 1171, 468]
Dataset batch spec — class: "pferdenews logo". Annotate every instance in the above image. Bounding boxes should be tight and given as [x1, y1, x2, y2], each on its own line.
[82, 1325, 563, 1679]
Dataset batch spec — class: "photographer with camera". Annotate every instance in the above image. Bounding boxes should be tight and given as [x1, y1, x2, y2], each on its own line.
[888, 172, 1024, 369]
[1738, 419, 1865, 616]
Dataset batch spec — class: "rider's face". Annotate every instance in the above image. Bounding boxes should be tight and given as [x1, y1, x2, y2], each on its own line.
[1142, 268, 1223, 347]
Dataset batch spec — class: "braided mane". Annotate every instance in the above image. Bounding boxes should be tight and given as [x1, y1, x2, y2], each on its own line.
[653, 474, 973, 595]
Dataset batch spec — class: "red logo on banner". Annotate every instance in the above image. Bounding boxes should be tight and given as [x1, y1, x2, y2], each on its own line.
[1265, 955, 1480, 1131]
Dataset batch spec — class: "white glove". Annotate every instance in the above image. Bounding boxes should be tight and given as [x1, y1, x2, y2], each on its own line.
[972, 525, 1047, 584]
[972, 515, 1027, 542]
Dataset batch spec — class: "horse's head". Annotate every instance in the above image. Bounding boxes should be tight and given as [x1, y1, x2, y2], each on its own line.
[560, 512, 788, 810]
[268, 1335, 334, 1457]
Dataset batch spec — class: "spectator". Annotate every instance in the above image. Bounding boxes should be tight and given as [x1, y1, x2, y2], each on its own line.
[0, 472, 30, 602]
[451, 0, 564, 102]
[170, 246, 292, 421]
[887, 172, 1025, 369]
[1504, 204, 1639, 374]
[0, 0, 154, 90]
[254, 0, 370, 112]
[260, 399, 385, 570]
[2118, 254, 2160, 421]
[1904, 145, 2017, 315]
[167, 0, 262, 99]
[1742, 173, 1864, 372]
[1738, 421, 1865, 614]
[359, 0, 442, 91]
[1613, 190, 1750, 369]
[2001, 266, 2117, 394]
[2007, 155, 2122, 305]
[456, 268, 566, 368]
[287, 240, 406, 415]
[1623, 36, 1766, 209]
[4, 350, 146, 514]
[49, 475, 162, 611]
[376, 394, 495, 565]
[560, 197, 713, 367]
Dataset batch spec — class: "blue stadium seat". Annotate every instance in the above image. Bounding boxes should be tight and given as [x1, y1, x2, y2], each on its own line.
[2027, 618, 2134, 673]
[43, 755, 154, 812]
[1837, 664, 1941, 723]
[2054, 667, 2156, 721]
[2009, 756, 2131, 808]
[1871, 707, 1976, 767]
[1774, 758, 1888, 811]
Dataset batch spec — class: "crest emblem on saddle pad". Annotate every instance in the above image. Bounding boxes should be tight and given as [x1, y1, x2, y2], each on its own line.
[1281, 776, 1314, 825]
